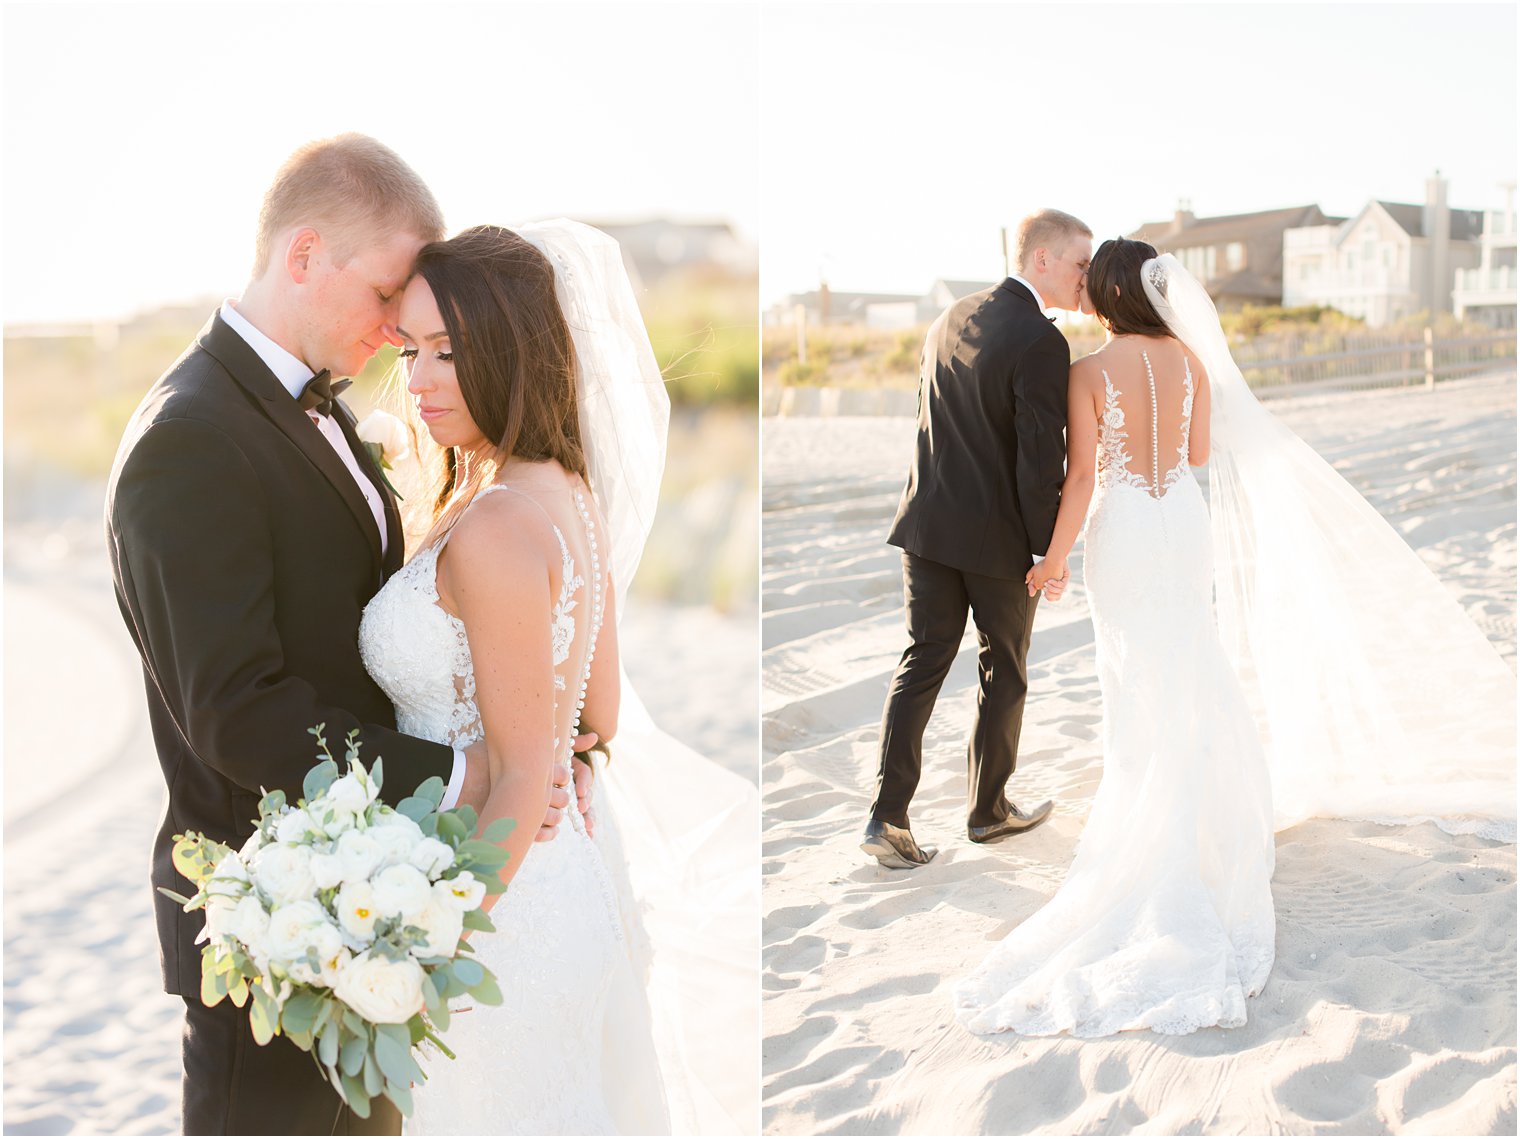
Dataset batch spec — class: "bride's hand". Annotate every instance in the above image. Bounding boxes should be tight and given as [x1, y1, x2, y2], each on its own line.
[572, 755, 596, 838]
[534, 763, 573, 843]
[1026, 556, 1067, 599]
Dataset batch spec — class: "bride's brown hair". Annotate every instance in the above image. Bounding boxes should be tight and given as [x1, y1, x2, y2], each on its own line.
[1087, 238, 1172, 338]
[409, 225, 588, 542]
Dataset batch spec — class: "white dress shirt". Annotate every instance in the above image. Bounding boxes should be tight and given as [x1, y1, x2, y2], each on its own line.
[219, 302, 467, 809]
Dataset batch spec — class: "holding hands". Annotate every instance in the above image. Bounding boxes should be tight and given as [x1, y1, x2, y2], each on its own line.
[1026, 556, 1070, 601]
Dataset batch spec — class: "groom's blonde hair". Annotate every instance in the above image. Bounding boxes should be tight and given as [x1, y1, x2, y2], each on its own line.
[253, 134, 445, 277]
[1014, 208, 1092, 272]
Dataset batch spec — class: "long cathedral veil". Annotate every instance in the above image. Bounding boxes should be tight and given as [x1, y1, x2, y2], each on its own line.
[518, 220, 759, 1134]
[1141, 254, 1515, 841]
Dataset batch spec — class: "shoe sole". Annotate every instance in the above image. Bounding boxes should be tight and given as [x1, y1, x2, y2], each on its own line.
[968, 813, 1052, 844]
[860, 837, 934, 869]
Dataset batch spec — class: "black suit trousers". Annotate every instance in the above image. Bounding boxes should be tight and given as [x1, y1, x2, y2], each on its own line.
[181, 996, 400, 1135]
[871, 551, 1039, 829]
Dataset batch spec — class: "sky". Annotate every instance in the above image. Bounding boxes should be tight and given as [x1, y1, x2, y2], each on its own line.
[759, 2, 1518, 304]
[2, 1, 760, 324]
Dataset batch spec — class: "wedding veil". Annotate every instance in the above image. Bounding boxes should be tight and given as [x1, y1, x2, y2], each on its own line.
[518, 220, 760, 1134]
[1141, 254, 1515, 841]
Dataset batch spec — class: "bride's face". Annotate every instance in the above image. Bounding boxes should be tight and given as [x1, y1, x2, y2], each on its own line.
[398, 277, 489, 453]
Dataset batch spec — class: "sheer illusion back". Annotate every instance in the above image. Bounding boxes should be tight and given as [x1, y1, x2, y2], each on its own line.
[1096, 345, 1195, 498]
[954, 336, 1276, 1038]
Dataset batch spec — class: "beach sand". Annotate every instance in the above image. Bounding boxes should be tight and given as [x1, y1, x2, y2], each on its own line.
[761, 374, 1517, 1135]
[1, 484, 757, 1136]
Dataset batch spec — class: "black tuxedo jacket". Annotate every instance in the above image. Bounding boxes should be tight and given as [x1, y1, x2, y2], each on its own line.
[106, 312, 455, 996]
[887, 279, 1070, 580]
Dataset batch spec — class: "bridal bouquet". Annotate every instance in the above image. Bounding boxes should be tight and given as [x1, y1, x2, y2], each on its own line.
[161, 726, 512, 1118]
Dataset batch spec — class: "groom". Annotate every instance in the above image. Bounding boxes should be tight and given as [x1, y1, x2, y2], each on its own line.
[862, 208, 1092, 868]
[106, 135, 583, 1134]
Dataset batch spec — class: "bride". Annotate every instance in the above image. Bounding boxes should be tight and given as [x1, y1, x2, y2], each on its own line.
[358, 221, 748, 1131]
[953, 239, 1515, 1037]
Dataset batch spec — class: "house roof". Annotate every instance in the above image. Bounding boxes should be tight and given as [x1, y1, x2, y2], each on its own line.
[1374, 201, 1485, 241]
[1130, 204, 1337, 249]
[932, 278, 997, 300]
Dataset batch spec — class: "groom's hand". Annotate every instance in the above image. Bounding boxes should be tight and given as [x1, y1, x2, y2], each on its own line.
[535, 764, 573, 842]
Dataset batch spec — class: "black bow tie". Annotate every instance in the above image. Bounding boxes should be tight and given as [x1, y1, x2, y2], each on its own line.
[298, 369, 352, 417]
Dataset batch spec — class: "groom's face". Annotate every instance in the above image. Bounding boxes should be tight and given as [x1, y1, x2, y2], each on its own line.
[302, 229, 426, 378]
[1044, 235, 1093, 312]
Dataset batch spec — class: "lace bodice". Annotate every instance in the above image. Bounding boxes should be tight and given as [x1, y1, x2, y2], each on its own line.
[359, 481, 604, 764]
[1096, 350, 1195, 498]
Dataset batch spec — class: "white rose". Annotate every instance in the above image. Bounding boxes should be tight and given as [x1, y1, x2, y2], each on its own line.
[276, 808, 320, 845]
[371, 864, 432, 920]
[312, 829, 384, 891]
[408, 895, 464, 958]
[335, 881, 380, 944]
[239, 830, 265, 861]
[435, 872, 486, 913]
[253, 844, 317, 905]
[332, 949, 426, 1024]
[284, 920, 344, 987]
[203, 893, 239, 942]
[207, 850, 251, 897]
[325, 770, 379, 816]
[368, 814, 425, 870]
[355, 410, 412, 466]
[263, 900, 336, 964]
[230, 894, 271, 952]
[408, 836, 455, 879]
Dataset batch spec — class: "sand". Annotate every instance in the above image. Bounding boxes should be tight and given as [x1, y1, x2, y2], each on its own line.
[761, 373, 1517, 1135]
[1, 485, 758, 1136]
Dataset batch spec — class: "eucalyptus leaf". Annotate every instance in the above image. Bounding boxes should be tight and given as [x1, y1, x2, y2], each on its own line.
[340, 1031, 367, 1078]
[228, 976, 250, 1008]
[362, 1050, 383, 1097]
[370, 756, 385, 791]
[469, 971, 504, 1006]
[372, 1024, 419, 1088]
[258, 789, 287, 818]
[249, 985, 278, 1046]
[451, 957, 484, 987]
[454, 804, 478, 834]
[462, 908, 496, 933]
[394, 796, 433, 824]
[318, 1019, 340, 1068]
[412, 775, 446, 810]
[435, 812, 467, 846]
[304, 759, 339, 802]
[481, 817, 517, 844]
[340, 1071, 371, 1118]
[281, 991, 321, 1037]
[343, 1008, 367, 1037]
[386, 1079, 414, 1117]
[200, 967, 225, 1008]
[430, 999, 451, 1032]
[455, 839, 509, 868]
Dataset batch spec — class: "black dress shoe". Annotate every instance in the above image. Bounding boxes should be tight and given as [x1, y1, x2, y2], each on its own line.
[861, 818, 939, 869]
[967, 800, 1054, 843]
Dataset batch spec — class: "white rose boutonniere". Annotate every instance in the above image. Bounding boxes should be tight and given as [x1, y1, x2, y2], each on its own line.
[356, 410, 411, 501]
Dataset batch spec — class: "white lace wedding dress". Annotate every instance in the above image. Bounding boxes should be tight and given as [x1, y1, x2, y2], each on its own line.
[359, 482, 669, 1134]
[953, 346, 1277, 1037]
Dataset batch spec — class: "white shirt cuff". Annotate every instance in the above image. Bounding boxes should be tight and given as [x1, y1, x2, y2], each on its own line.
[1031, 554, 1045, 564]
[438, 748, 467, 810]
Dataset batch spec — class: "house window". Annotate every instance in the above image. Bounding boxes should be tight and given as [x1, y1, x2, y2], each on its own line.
[1226, 242, 1245, 271]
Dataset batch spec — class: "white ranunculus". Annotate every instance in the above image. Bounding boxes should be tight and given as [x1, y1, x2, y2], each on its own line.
[253, 844, 317, 905]
[368, 814, 425, 869]
[408, 895, 464, 958]
[355, 410, 412, 466]
[435, 872, 486, 913]
[309, 850, 345, 891]
[335, 881, 379, 944]
[276, 808, 319, 845]
[332, 949, 426, 1024]
[371, 864, 433, 920]
[263, 900, 336, 964]
[408, 836, 455, 879]
[285, 920, 344, 987]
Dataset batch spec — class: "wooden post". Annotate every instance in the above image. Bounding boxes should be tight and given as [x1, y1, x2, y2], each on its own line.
[1424, 326, 1435, 389]
[794, 304, 807, 366]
